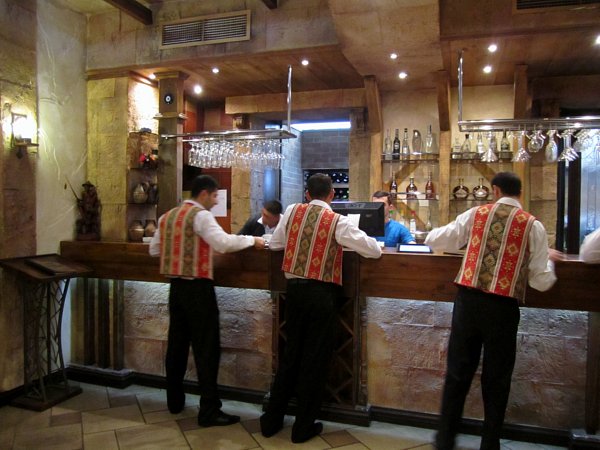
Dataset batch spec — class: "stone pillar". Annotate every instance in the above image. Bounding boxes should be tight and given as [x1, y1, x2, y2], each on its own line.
[155, 72, 187, 217]
[349, 108, 371, 201]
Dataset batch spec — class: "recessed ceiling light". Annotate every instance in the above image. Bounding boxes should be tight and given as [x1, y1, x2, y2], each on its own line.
[488, 44, 498, 53]
[148, 73, 156, 80]
[595, 35, 600, 45]
[390, 52, 398, 60]
[212, 67, 220, 74]
[193, 84, 203, 94]
[301, 59, 309, 66]
[483, 65, 493, 74]
[398, 71, 408, 79]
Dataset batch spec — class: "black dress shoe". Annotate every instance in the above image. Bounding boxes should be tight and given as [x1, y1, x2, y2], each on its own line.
[167, 388, 185, 414]
[259, 412, 283, 437]
[291, 422, 323, 443]
[198, 410, 241, 427]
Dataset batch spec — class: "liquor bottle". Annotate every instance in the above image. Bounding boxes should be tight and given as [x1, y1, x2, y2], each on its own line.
[452, 178, 469, 200]
[425, 208, 433, 232]
[424, 124, 436, 154]
[488, 132, 498, 155]
[425, 171, 435, 200]
[392, 129, 400, 160]
[390, 178, 398, 200]
[461, 133, 472, 158]
[451, 137, 462, 159]
[406, 177, 418, 200]
[412, 129, 422, 157]
[384, 128, 392, 161]
[500, 130, 511, 159]
[476, 133, 485, 154]
[401, 128, 410, 159]
[409, 211, 417, 235]
[473, 177, 490, 200]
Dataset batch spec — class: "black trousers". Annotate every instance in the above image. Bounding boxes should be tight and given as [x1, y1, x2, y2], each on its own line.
[263, 278, 340, 438]
[436, 286, 520, 450]
[165, 278, 222, 420]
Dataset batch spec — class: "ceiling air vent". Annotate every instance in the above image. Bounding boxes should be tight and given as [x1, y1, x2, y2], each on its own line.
[516, 0, 600, 10]
[160, 10, 250, 49]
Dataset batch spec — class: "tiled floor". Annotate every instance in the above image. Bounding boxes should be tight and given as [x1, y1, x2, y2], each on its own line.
[0, 383, 566, 449]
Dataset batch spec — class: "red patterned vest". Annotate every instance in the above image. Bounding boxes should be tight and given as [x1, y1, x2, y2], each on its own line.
[281, 203, 343, 285]
[455, 202, 536, 301]
[159, 202, 212, 279]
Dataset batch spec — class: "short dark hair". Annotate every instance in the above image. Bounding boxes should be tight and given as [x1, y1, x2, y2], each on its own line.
[191, 175, 219, 197]
[491, 172, 521, 197]
[306, 173, 333, 200]
[263, 200, 282, 215]
[372, 190, 392, 205]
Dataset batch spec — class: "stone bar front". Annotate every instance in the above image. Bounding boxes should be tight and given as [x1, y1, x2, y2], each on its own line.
[60, 241, 600, 440]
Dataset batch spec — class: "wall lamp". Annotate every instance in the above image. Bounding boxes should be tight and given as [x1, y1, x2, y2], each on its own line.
[11, 112, 38, 158]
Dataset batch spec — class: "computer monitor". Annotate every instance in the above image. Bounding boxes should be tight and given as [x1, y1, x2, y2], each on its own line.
[331, 201, 385, 237]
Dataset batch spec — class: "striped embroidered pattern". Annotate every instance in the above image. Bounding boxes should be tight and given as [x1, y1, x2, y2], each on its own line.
[282, 203, 343, 285]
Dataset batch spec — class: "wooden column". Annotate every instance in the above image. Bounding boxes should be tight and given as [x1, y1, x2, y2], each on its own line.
[437, 70, 451, 225]
[513, 65, 530, 210]
[364, 76, 383, 197]
[155, 71, 187, 217]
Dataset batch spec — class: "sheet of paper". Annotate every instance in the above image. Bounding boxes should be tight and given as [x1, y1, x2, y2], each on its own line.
[211, 189, 227, 217]
[347, 213, 361, 228]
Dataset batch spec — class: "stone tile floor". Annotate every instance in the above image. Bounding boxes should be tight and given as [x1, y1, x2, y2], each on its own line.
[0, 383, 566, 449]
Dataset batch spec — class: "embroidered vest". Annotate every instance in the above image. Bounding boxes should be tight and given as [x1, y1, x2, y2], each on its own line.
[159, 203, 212, 279]
[282, 203, 343, 285]
[455, 202, 536, 301]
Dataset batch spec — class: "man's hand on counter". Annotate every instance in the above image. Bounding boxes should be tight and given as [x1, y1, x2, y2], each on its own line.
[253, 237, 266, 249]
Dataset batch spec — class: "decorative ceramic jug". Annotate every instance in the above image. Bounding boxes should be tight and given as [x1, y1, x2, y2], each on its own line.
[144, 219, 157, 238]
[132, 183, 148, 204]
[128, 220, 145, 241]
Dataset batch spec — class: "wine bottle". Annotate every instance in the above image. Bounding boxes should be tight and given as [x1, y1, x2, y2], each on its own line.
[390, 178, 398, 200]
[473, 177, 490, 200]
[406, 177, 418, 200]
[392, 129, 400, 160]
[384, 128, 392, 161]
[452, 178, 469, 200]
[425, 171, 435, 200]
[401, 128, 410, 159]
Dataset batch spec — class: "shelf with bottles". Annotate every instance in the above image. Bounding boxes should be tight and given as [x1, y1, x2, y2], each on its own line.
[393, 198, 437, 237]
[451, 131, 514, 163]
[382, 125, 439, 163]
[303, 168, 349, 201]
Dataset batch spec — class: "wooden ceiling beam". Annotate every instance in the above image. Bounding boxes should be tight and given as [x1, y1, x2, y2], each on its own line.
[103, 0, 152, 25]
[260, 0, 278, 9]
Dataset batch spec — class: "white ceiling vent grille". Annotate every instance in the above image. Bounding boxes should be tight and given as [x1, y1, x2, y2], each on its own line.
[160, 10, 250, 49]
[516, 0, 600, 9]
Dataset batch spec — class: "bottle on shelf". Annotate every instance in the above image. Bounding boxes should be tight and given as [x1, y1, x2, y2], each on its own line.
[425, 208, 433, 232]
[390, 177, 398, 200]
[424, 124, 437, 155]
[452, 178, 470, 199]
[488, 132, 498, 155]
[384, 128, 392, 161]
[461, 133, 473, 158]
[473, 177, 490, 200]
[425, 171, 435, 200]
[401, 128, 410, 159]
[392, 129, 401, 160]
[409, 211, 417, 235]
[406, 177, 418, 200]
[412, 129, 422, 157]
[451, 137, 462, 160]
[476, 133, 485, 155]
[500, 130, 512, 159]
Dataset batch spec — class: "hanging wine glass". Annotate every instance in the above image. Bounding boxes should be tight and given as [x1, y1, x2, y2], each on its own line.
[527, 129, 545, 153]
[480, 131, 498, 162]
[512, 130, 531, 162]
[558, 130, 579, 162]
[544, 130, 558, 163]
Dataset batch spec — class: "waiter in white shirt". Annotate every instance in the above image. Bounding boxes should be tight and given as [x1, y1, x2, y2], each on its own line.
[425, 172, 559, 450]
[580, 227, 600, 263]
[260, 173, 381, 443]
[149, 175, 264, 428]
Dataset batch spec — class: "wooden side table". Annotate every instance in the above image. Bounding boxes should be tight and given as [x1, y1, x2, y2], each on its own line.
[0, 254, 92, 411]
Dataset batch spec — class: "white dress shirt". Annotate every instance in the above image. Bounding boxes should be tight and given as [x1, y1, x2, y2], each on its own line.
[425, 197, 557, 292]
[149, 200, 254, 257]
[580, 227, 600, 264]
[269, 199, 382, 279]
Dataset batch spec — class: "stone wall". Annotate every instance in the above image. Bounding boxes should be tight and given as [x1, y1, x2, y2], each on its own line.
[280, 129, 304, 208]
[367, 298, 588, 429]
[301, 130, 349, 169]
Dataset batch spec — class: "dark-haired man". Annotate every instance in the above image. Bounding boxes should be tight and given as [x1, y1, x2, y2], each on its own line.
[425, 171, 559, 450]
[149, 175, 265, 427]
[237, 199, 283, 236]
[371, 190, 415, 247]
[260, 173, 381, 443]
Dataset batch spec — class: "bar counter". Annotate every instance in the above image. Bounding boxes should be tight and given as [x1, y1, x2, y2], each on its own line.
[60, 241, 600, 443]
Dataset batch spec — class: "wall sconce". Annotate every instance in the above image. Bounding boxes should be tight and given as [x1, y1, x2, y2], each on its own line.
[11, 112, 38, 158]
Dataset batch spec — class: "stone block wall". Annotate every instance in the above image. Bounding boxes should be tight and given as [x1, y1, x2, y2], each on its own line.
[367, 297, 588, 429]
[301, 130, 349, 170]
[281, 131, 304, 208]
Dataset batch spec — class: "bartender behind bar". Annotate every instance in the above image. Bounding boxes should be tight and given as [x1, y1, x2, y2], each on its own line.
[425, 171, 559, 450]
